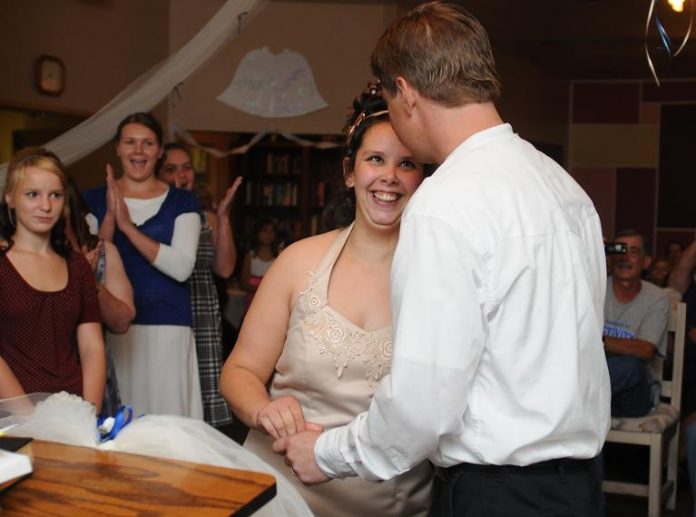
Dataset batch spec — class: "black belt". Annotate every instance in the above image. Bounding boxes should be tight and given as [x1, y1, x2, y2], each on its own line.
[439, 457, 596, 478]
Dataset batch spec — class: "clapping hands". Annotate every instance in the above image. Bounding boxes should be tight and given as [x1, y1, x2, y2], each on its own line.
[216, 176, 242, 221]
[105, 164, 133, 231]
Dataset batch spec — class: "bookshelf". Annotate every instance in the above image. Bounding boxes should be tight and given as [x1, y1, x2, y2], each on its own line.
[183, 130, 342, 260]
[229, 132, 342, 249]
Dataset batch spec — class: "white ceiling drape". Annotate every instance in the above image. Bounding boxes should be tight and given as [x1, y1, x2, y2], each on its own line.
[0, 0, 269, 184]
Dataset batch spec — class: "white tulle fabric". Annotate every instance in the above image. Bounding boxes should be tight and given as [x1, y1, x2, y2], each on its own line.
[0, 0, 268, 185]
[0, 392, 312, 517]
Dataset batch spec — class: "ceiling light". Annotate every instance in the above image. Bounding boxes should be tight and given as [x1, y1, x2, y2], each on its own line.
[668, 0, 685, 12]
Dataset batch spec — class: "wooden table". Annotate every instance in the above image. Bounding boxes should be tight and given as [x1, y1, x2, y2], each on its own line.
[0, 440, 276, 516]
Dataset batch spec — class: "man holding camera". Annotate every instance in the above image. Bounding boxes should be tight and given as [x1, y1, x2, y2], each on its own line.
[604, 229, 670, 417]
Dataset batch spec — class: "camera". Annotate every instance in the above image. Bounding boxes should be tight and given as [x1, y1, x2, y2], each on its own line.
[604, 242, 627, 255]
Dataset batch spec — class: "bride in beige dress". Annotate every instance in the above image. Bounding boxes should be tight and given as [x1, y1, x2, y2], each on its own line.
[221, 85, 433, 516]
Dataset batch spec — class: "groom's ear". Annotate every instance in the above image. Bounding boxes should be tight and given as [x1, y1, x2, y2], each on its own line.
[394, 76, 417, 114]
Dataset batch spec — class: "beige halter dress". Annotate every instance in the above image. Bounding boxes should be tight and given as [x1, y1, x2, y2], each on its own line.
[244, 224, 433, 516]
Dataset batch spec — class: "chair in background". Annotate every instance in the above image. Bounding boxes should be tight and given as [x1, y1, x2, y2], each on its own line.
[603, 302, 687, 517]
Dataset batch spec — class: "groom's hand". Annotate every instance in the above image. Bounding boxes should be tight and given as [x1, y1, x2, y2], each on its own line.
[273, 423, 330, 485]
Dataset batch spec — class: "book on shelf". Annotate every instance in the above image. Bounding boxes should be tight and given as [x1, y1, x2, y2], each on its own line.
[245, 181, 299, 207]
[315, 181, 326, 207]
[310, 214, 320, 236]
[263, 153, 299, 175]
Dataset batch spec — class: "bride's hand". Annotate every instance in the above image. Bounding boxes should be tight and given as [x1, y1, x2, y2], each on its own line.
[255, 396, 307, 440]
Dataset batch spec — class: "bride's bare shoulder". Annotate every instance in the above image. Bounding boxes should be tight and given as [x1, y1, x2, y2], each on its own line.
[274, 229, 344, 274]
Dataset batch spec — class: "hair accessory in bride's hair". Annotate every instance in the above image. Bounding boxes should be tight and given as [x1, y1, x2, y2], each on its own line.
[346, 109, 389, 146]
[345, 82, 388, 146]
[368, 81, 381, 96]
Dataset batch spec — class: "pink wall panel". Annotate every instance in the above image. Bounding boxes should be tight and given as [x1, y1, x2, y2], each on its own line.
[615, 168, 657, 253]
[571, 167, 616, 238]
[640, 103, 660, 125]
[643, 81, 696, 102]
[572, 83, 640, 124]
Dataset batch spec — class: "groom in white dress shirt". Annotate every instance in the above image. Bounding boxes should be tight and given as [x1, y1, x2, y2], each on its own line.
[276, 3, 610, 515]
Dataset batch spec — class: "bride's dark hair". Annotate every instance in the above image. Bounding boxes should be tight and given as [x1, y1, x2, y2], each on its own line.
[322, 83, 389, 231]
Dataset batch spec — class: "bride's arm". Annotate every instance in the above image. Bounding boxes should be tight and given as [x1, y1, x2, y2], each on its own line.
[221, 242, 308, 439]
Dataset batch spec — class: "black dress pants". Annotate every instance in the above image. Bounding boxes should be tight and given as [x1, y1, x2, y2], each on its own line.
[429, 457, 603, 517]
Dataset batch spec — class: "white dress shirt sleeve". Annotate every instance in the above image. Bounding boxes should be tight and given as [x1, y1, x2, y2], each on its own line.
[315, 213, 488, 480]
[85, 213, 99, 236]
[152, 212, 200, 282]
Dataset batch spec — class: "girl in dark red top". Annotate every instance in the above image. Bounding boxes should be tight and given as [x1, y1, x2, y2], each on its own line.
[0, 147, 105, 412]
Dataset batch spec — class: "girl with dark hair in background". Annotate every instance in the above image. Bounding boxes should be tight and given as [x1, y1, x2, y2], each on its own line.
[239, 218, 278, 315]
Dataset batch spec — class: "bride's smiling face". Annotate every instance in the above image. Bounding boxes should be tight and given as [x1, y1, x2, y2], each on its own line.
[345, 121, 424, 232]
[115, 123, 163, 182]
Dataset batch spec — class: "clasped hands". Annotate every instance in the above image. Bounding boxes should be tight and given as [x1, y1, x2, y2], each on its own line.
[105, 164, 134, 231]
[257, 396, 331, 485]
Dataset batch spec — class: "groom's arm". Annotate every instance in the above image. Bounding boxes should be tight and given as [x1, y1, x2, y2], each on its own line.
[273, 429, 329, 484]
[281, 215, 486, 482]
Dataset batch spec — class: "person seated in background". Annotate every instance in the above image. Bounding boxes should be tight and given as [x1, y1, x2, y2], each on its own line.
[669, 237, 696, 344]
[0, 148, 105, 411]
[648, 255, 682, 311]
[64, 176, 135, 416]
[239, 218, 278, 315]
[667, 239, 684, 268]
[649, 256, 671, 288]
[667, 238, 696, 507]
[604, 229, 670, 417]
[157, 142, 241, 429]
[664, 241, 693, 425]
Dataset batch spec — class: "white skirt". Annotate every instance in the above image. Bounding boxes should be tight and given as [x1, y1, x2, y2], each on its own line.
[108, 325, 203, 419]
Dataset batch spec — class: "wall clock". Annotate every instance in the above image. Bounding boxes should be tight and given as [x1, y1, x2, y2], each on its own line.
[35, 55, 65, 95]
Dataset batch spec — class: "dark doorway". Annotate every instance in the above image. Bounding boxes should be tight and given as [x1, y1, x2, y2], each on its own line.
[659, 104, 696, 228]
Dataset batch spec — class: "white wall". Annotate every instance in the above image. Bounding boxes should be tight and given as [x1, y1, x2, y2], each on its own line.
[168, 0, 400, 136]
[0, 0, 569, 155]
[0, 0, 169, 115]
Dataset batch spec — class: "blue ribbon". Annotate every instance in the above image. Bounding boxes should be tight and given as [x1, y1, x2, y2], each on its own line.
[97, 404, 134, 443]
[655, 16, 674, 57]
[645, 0, 694, 86]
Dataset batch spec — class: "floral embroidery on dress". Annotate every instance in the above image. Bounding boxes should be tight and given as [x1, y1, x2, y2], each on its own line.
[299, 272, 392, 385]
